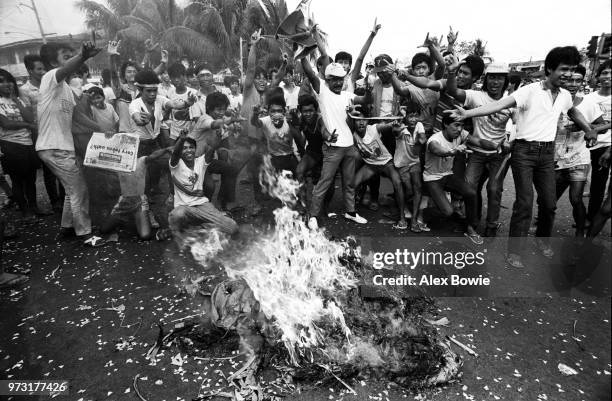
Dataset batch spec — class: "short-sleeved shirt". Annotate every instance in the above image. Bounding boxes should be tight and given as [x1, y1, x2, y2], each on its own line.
[36, 68, 77, 151]
[394, 122, 425, 168]
[168, 87, 199, 139]
[582, 91, 611, 149]
[91, 104, 119, 133]
[0, 97, 33, 145]
[19, 80, 40, 121]
[189, 114, 227, 157]
[170, 155, 209, 207]
[260, 116, 295, 156]
[103, 86, 116, 103]
[158, 83, 175, 99]
[302, 116, 325, 155]
[315, 77, 355, 147]
[555, 97, 602, 169]
[511, 82, 573, 142]
[464, 90, 513, 154]
[403, 82, 440, 132]
[424, 130, 469, 182]
[354, 124, 392, 166]
[128, 96, 169, 140]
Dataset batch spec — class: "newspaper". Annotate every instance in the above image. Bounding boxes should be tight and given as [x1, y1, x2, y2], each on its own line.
[83, 132, 140, 173]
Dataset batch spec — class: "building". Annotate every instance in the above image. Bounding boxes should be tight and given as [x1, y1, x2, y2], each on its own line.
[509, 60, 545, 74]
[0, 32, 108, 80]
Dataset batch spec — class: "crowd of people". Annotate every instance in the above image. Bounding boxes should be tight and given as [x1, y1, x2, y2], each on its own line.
[0, 21, 610, 287]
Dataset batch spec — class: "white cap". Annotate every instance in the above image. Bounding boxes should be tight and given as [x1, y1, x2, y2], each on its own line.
[197, 68, 212, 76]
[325, 62, 347, 78]
[486, 62, 509, 75]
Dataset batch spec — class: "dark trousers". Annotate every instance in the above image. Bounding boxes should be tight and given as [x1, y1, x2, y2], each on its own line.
[588, 146, 611, 221]
[296, 151, 334, 211]
[0, 140, 39, 213]
[425, 173, 478, 228]
[465, 151, 507, 229]
[204, 159, 239, 206]
[271, 154, 298, 175]
[508, 140, 556, 254]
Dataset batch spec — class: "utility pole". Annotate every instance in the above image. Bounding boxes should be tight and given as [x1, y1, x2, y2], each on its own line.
[239, 37, 244, 84]
[20, 0, 47, 43]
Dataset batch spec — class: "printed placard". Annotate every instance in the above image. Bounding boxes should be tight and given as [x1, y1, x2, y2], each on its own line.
[84, 132, 140, 173]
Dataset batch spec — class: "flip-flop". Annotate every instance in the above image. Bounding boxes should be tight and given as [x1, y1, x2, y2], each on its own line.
[410, 223, 422, 233]
[464, 232, 483, 245]
[83, 235, 106, 247]
[0, 273, 29, 289]
[417, 221, 431, 232]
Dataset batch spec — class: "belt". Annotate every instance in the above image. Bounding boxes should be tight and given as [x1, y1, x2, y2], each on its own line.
[514, 139, 554, 147]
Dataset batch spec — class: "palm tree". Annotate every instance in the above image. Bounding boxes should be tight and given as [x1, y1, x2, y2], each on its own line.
[75, 0, 290, 70]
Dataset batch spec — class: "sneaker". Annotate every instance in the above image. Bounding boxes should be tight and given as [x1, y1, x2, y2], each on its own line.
[536, 238, 554, 259]
[308, 216, 319, 230]
[344, 213, 367, 224]
[83, 235, 106, 247]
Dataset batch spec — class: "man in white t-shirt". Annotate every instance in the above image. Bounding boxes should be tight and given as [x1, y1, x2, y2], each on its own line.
[167, 132, 238, 240]
[166, 63, 199, 142]
[584, 60, 612, 223]
[446, 46, 597, 267]
[445, 60, 514, 237]
[300, 26, 371, 229]
[36, 40, 105, 247]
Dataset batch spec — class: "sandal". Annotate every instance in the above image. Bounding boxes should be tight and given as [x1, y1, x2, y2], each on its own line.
[417, 221, 431, 232]
[410, 222, 422, 233]
[464, 232, 483, 245]
[155, 228, 172, 241]
[0, 272, 29, 289]
[392, 220, 408, 230]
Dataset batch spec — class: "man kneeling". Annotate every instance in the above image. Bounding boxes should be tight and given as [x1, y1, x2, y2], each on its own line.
[168, 131, 239, 239]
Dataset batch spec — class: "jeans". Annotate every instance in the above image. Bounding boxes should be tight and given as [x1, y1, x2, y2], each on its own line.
[425, 173, 478, 228]
[168, 202, 238, 236]
[588, 147, 611, 221]
[508, 140, 556, 254]
[38, 149, 92, 236]
[309, 144, 359, 217]
[465, 151, 506, 229]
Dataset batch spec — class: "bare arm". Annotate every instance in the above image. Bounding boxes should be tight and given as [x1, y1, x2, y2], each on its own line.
[351, 19, 381, 85]
[271, 54, 289, 88]
[291, 126, 306, 156]
[568, 106, 597, 144]
[250, 105, 263, 128]
[153, 50, 168, 76]
[300, 57, 320, 93]
[0, 114, 34, 130]
[422, 34, 445, 80]
[444, 55, 466, 103]
[446, 96, 517, 120]
[428, 140, 467, 157]
[244, 30, 261, 91]
[55, 42, 101, 83]
[466, 135, 498, 150]
[170, 133, 187, 167]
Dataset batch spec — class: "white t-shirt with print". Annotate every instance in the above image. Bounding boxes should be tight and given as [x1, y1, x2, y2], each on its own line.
[170, 155, 209, 207]
[464, 90, 513, 154]
[424, 130, 469, 182]
[0, 97, 33, 145]
[36, 68, 76, 151]
[583, 91, 611, 149]
[168, 87, 199, 139]
[555, 96, 602, 169]
[510, 82, 573, 142]
[379, 86, 395, 117]
[128, 96, 169, 140]
[314, 77, 355, 147]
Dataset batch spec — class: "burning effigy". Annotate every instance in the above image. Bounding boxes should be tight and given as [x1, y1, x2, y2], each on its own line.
[176, 156, 462, 400]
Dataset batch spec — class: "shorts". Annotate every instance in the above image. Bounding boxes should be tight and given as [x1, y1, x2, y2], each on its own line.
[110, 195, 148, 221]
[397, 163, 421, 182]
[557, 164, 590, 182]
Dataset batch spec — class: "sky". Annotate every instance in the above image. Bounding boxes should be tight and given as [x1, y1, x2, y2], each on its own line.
[1, 0, 610, 64]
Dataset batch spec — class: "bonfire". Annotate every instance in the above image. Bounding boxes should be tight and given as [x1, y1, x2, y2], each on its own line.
[178, 156, 461, 400]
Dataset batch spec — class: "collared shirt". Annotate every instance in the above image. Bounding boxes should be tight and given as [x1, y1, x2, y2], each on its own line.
[511, 81, 573, 142]
[128, 96, 169, 140]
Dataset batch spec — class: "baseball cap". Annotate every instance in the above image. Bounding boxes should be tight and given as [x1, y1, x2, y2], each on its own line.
[486, 62, 509, 75]
[197, 68, 212, 76]
[325, 62, 347, 78]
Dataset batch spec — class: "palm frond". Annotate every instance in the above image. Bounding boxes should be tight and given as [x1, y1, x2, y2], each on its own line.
[74, 0, 125, 33]
[122, 15, 158, 37]
[160, 26, 225, 67]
